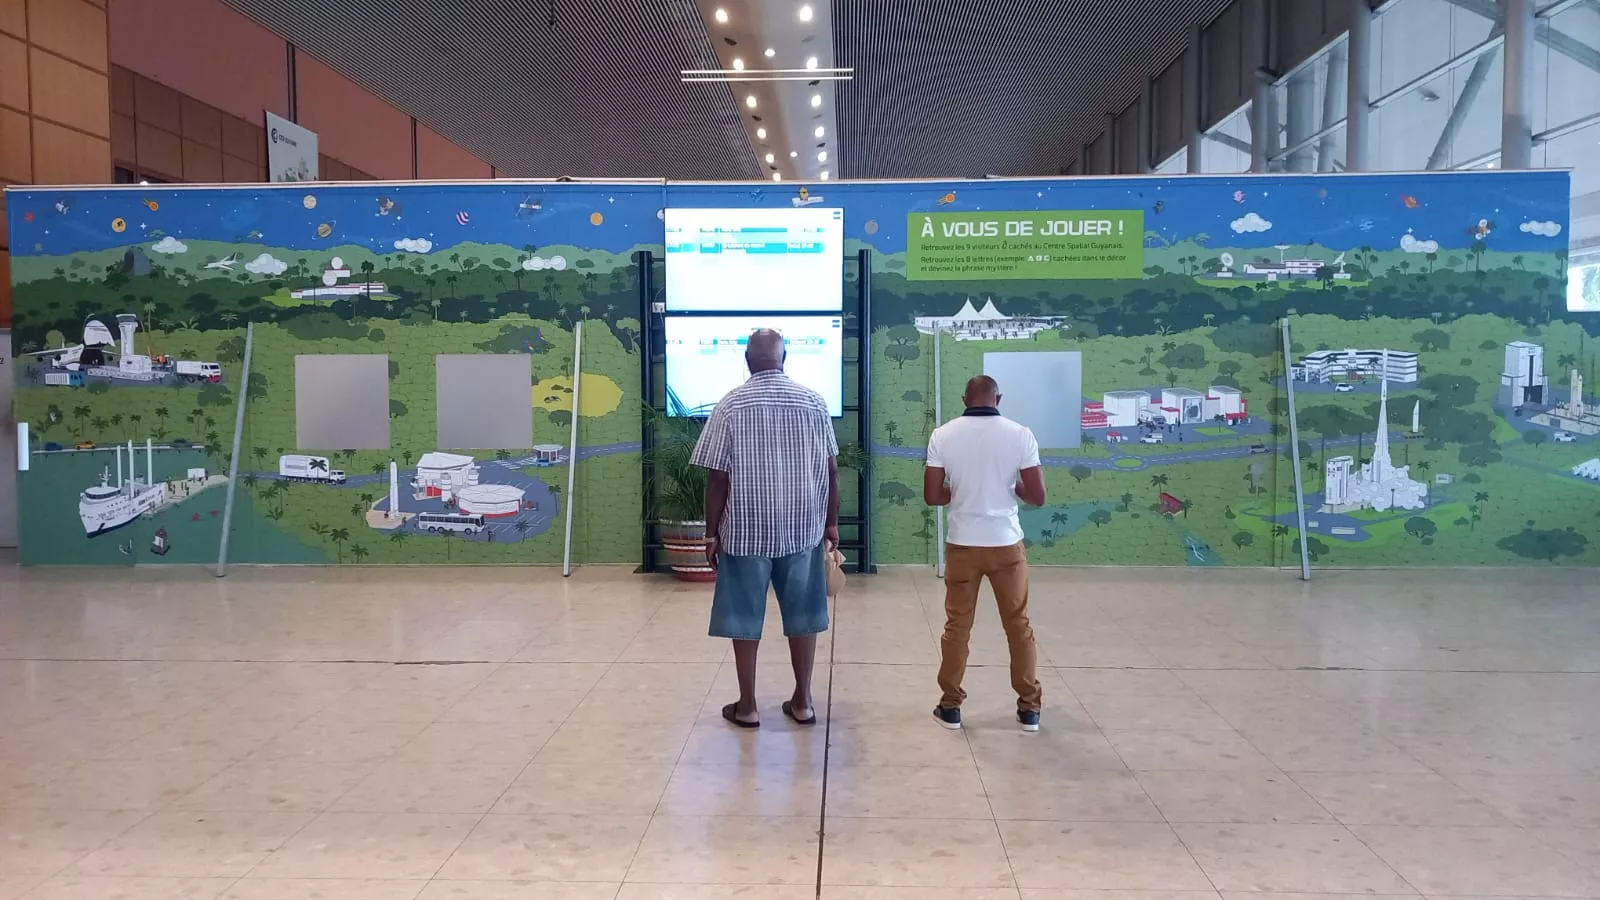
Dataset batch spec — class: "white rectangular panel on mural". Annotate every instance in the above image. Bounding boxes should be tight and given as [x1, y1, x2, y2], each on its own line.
[664, 207, 844, 312]
[265, 112, 318, 182]
[983, 351, 1081, 450]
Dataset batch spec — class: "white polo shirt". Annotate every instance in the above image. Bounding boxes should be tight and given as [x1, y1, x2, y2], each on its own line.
[926, 411, 1041, 547]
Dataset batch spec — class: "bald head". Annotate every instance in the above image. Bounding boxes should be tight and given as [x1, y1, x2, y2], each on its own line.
[963, 375, 1000, 408]
[745, 329, 786, 374]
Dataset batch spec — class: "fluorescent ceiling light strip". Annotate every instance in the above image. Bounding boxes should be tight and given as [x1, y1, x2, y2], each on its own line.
[682, 75, 852, 82]
[681, 67, 851, 75]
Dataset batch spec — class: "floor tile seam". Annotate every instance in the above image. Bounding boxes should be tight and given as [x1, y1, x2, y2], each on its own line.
[1324, 816, 1429, 897]
[10, 806, 161, 884]
[1110, 758, 1225, 897]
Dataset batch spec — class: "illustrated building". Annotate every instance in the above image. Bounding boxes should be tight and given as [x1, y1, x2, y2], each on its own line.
[414, 452, 478, 498]
[1102, 390, 1150, 427]
[1324, 455, 1354, 506]
[1320, 354, 1429, 513]
[1080, 401, 1109, 430]
[912, 298, 1065, 341]
[1501, 341, 1547, 406]
[1574, 458, 1600, 481]
[1204, 385, 1248, 423]
[1292, 348, 1419, 384]
[1161, 388, 1206, 424]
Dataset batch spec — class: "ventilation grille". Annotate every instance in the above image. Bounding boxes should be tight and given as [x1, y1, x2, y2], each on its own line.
[831, 0, 1231, 178]
[224, 0, 763, 179]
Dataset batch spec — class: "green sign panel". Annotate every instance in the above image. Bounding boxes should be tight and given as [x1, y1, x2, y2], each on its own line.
[905, 209, 1145, 281]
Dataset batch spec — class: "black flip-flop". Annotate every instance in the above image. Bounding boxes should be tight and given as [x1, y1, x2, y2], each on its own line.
[782, 700, 817, 726]
[722, 702, 760, 729]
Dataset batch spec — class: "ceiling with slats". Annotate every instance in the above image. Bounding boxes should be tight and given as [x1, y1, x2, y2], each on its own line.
[224, 0, 1232, 180]
[831, 0, 1232, 179]
[222, 0, 764, 179]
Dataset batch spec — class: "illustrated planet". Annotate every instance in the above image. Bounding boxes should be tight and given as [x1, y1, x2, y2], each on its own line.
[456, 211, 470, 225]
[590, 212, 604, 225]
[303, 194, 317, 209]
[864, 219, 879, 234]
[316, 222, 333, 238]
[142, 199, 159, 211]
[111, 217, 126, 233]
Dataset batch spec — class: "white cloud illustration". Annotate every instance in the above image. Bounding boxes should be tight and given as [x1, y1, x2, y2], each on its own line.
[150, 236, 188, 254]
[1519, 220, 1562, 237]
[1399, 232, 1439, 254]
[394, 237, 433, 253]
[521, 255, 568, 271]
[244, 252, 288, 275]
[1230, 212, 1272, 233]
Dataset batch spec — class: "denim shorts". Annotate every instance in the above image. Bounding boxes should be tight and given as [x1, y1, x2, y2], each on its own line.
[710, 542, 831, 640]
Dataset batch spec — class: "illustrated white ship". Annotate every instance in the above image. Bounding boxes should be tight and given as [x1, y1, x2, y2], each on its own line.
[80, 440, 166, 537]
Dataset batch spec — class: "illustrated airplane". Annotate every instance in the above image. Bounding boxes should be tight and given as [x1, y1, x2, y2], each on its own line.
[204, 252, 239, 272]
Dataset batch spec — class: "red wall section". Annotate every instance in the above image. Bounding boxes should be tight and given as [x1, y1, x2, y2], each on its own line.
[294, 49, 411, 180]
[417, 124, 492, 179]
[109, 0, 289, 123]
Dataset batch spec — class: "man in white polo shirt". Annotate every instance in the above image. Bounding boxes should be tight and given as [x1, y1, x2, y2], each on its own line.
[923, 375, 1046, 732]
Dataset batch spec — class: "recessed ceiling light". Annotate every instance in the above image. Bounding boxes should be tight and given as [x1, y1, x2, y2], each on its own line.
[820, 170, 830, 180]
[714, 7, 728, 23]
[731, 57, 744, 70]
[810, 93, 822, 107]
[805, 56, 818, 69]
[756, 127, 767, 139]
[790, 150, 798, 158]
[814, 125, 825, 138]
[772, 172, 782, 181]
[765, 152, 775, 163]
[798, 4, 813, 22]
[817, 150, 828, 162]
[745, 94, 758, 108]
[764, 47, 776, 57]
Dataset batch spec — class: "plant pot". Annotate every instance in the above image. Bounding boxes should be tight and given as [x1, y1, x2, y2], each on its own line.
[660, 520, 716, 582]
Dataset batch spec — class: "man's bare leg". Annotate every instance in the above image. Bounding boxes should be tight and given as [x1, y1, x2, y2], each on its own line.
[731, 638, 760, 723]
[787, 634, 816, 720]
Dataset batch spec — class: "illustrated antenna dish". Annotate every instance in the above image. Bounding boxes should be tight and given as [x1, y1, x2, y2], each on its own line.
[1332, 251, 1347, 266]
[1219, 252, 1235, 268]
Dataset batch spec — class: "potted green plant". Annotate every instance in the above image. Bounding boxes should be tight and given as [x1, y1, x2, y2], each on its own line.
[643, 405, 868, 582]
[643, 407, 715, 581]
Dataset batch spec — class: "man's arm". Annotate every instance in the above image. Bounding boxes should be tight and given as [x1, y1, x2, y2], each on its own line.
[704, 468, 731, 564]
[1015, 466, 1046, 507]
[1013, 427, 1044, 507]
[824, 456, 840, 548]
[690, 405, 733, 568]
[923, 466, 951, 506]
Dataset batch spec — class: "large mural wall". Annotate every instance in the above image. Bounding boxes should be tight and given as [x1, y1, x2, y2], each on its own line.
[10, 170, 1593, 568]
[5, 182, 660, 565]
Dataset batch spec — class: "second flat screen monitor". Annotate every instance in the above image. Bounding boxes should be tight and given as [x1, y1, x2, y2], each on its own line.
[664, 207, 844, 312]
[664, 316, 843, 418]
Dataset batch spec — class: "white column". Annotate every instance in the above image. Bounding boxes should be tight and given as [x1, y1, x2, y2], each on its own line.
[1346, 0, 1372, 170]
[1501, 0, 1535, 169]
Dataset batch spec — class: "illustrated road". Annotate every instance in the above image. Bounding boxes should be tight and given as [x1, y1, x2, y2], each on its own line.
[872, 434, 1367, 472]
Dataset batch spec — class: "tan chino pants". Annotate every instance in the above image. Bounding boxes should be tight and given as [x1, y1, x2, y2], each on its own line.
[938, 541, 1042, 712]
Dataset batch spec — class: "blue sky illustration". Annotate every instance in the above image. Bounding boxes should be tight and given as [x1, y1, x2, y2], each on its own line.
[6, 170, 1570, 262]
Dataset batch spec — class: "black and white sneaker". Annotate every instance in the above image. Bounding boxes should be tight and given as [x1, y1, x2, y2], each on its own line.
[1017, 709, 1041, 732]
[932, 706, 963, 730]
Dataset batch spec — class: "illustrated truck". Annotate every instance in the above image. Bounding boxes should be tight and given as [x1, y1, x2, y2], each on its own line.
[278, 454, 346, 484]
[45, 372, 84, 387]
[173, 361, 223, 383]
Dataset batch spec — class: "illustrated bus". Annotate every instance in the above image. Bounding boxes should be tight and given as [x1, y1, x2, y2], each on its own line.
[415, 512, 486, 535]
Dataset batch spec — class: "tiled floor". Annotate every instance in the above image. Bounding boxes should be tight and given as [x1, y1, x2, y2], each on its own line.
[1, 562, 1598, 899]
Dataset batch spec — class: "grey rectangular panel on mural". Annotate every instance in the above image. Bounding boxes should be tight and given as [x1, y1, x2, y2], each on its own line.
[436, 354, 534, 450]
[983, 351, 1082, 450]
[294, 354, 391, 450]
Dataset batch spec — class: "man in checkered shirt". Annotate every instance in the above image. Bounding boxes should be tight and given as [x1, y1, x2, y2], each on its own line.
[691, 329, 840, 728]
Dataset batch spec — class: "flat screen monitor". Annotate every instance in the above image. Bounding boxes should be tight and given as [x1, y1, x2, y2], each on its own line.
[664, 207, 844, 312]
[664, 315, 844, 417]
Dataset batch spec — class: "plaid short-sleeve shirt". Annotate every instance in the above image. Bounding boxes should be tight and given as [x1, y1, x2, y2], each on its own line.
[690, 371, 839, 558]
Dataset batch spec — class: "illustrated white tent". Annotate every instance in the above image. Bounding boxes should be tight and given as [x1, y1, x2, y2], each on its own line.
[1573, 458, 1600, 481]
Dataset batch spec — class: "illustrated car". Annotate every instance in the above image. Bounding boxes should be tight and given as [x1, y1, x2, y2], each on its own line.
[75, 441, 96, 450]
[1335, 382, 1355, 393]
[44, 442, 63, 451]
[170, 438, 192, 448]
[1554, 431, 1578, 443]
[1249, 443, 1270, 453]
[1140, 434, 1164, 444]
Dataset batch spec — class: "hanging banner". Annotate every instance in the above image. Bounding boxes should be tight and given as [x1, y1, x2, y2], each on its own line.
[906, 209, 1144, 281]
[265, 112, 318, 182]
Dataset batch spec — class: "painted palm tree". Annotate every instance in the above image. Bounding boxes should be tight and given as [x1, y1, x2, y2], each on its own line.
[349, 544, 369, 564]
[390, 531, 410, 547]
[1150, 474, 1169, 488]
[329, 527, 350, 563]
